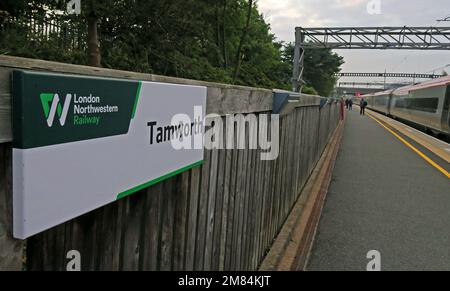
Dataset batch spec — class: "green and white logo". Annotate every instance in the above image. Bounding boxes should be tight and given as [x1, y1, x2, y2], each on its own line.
[40, 93, 72, 127]
[14, 71, 141, 149]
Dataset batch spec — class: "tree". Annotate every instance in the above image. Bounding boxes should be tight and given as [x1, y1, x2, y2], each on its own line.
[84, 0, 104, 67]
[303, 48, 344, 96]
[0, 0, 27, 16]
[1, 0, 333, 92]
[232, 0, 253, 84]
[283, 43, 344, 96]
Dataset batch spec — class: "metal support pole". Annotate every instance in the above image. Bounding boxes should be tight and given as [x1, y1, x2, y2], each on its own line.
[292, 28, 301, 92]
[292, 28, 306, 92]
[298, 49, 305, 93]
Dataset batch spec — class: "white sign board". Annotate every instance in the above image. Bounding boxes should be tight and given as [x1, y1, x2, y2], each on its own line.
[12, 71, 206, 239]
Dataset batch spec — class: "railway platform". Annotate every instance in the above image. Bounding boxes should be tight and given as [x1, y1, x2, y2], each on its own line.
[307, 109, 450, 271]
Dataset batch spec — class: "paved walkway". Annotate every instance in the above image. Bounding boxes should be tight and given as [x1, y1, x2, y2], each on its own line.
[307, 109, 450, 271]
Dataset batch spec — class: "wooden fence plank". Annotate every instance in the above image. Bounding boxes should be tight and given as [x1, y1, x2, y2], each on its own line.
[204, 148, 219, 270]
[224, 144, 238, 270]
[243, 148, 256, 270]
[241, 135, 254, 270]
[251, 147, 262, 270]
[0, 68, 11, 143]
[213, 146, 227, 270]
[268, 116, 279, 249]
[233, 126, 248, 270]
[159, 178, 177, 271]
[219, 146, 232, 271]
[194, 150, 212, 270]
[275, 115, 287, 234]
[0, 143, 24, 271]
[120, 192, 147, 271]
[111, 199, 127, 271]
[257, 143, 269, 267]
[97, 203, 121, 270]
[285, 113, 295, 216]
[141, 183, 163, 271]
[173, 171, 190, 271]
[185, 168, 201, 271]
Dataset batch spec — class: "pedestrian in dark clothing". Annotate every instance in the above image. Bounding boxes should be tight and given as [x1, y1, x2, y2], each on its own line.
[349, 99, 353, 111]
[360, 99, 367, 115]
[345, 99, 349, 109]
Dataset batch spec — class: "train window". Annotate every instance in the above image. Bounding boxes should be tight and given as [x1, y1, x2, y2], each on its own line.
[394, 97, 439, 113]
[394, 98, 406, 108]
[407, 98, 439, 113]
[374, 97, 388, 106]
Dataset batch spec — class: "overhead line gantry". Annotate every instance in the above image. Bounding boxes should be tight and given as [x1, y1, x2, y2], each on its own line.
[293, 26, 450, 92]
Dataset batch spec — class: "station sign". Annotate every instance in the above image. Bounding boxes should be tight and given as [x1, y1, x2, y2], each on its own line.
[12, 70, 206, 239]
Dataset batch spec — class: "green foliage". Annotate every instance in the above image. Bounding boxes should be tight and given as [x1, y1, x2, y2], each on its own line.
[0, 20, 87, 64]
[302, 85, 318, 95]
[0, 0, 27, 16]
[283, 43, 344, 96]
[303, 47, 344, 97]
[0, 0, 343, 93]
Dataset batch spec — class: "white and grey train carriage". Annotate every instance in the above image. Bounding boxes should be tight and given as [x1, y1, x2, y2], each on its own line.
[362, 76, 450, 136]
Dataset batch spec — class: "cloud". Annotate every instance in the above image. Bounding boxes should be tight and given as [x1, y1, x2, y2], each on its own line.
[333, 0, 366, 8]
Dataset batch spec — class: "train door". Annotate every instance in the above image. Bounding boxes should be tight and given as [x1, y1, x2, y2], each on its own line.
[445, 86, 450, 130]
[387, 92, 393, 116]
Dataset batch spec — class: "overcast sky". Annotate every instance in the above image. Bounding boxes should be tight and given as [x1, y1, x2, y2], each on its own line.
[258, 0, 450, 84]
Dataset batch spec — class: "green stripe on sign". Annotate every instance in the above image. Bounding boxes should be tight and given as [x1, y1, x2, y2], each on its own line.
[116, 160, 204, 200]
[131, 81, 142, 119]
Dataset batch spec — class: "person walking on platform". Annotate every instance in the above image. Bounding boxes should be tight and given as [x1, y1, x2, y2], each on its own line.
[360, 98, 367, 115]
[349, 99, 353, 111]
[345, 99, 349, 110]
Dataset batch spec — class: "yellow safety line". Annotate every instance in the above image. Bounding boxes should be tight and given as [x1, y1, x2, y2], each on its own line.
[366, 112, 450, 179]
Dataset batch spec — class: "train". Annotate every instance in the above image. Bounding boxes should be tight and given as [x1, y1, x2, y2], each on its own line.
[360, 76, 450, 137]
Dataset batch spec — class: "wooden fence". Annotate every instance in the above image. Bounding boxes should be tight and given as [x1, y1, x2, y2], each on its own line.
[0, 12, 87, 52]
[0, 56, 340, 271]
